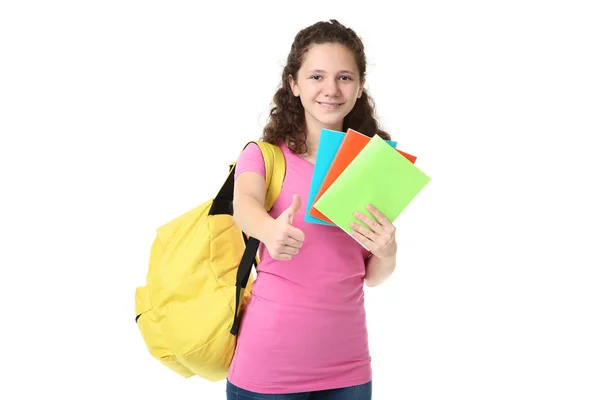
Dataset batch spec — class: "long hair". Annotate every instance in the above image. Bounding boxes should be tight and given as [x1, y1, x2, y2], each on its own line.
[262, 19, 391, 155]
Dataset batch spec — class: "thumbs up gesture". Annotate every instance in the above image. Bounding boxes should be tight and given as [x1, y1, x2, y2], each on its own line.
[265, 194, 305, 261]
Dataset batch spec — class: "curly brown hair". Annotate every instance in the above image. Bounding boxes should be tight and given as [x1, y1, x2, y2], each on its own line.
[262, 19, 391, 155]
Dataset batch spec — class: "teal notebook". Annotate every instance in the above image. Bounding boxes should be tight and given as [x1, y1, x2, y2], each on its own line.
[304, 129, 345, 226]
[305, 129, 397, 225]
[313, 135, 431, 239]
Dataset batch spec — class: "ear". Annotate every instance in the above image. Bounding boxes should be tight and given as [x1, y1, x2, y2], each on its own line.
[358, 80, 365, 99]
[288, 74, 299, 97]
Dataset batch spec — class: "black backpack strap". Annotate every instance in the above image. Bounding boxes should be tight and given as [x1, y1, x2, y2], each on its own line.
[230, 234, 259, 335]
[208, 162, 236, 216]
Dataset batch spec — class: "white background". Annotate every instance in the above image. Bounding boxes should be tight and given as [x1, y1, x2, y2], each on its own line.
[1, 1, 599, 399]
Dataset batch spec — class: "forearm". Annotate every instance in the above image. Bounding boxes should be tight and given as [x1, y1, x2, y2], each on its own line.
[364, 254, 397, 287]
[232, 194, 275, 243]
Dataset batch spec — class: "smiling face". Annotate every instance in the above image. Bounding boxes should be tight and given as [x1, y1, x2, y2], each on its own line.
[289, 42, 364, 133]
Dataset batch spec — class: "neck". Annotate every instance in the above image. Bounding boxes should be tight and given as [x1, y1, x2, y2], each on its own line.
[303, 116, 343, 159]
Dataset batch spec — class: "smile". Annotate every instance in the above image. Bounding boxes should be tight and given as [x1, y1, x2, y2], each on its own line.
[318, 102, 343, 109]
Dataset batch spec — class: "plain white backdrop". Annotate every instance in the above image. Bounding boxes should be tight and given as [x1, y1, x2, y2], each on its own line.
[1, 1, 599, 399]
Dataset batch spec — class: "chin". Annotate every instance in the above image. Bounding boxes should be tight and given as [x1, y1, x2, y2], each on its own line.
[315, 111, 349, 127]
[317, 118, 345, 129]
[305, 107, 350, 130]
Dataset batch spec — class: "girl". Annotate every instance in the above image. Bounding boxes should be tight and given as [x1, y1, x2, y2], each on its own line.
[228, 19, 397, 400]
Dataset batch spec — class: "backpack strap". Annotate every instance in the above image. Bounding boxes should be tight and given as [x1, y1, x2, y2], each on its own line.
[254, 141, 286, 211]
[227, 141, 286, 335]
[209, 141, 285, 216]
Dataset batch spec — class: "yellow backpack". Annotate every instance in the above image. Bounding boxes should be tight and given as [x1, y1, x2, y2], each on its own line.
[134, 141, 285, 381]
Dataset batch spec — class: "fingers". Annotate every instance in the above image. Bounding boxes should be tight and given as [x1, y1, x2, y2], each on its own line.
[282, 245, 300, 255]
[354, 205, 395, 235]
[270, 226, 304, 261]
[352, 205, 396, 253]
[276, 228, 304, 249]
[289, 194, 301, 216]
[283, 194, 302, 224]
[270, 244, 301, 260]
[286, 225, 305, 243]
[365, 204, 393, 228]
[284, 236, 304, 249]
[271, 243, 301, 261]
[353, 211, 382, 234]
[350, 221, 376, 242]
[350, 228, 372, 251]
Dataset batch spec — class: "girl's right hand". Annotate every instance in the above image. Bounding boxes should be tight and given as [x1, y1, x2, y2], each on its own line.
[265, 194, 305, 261]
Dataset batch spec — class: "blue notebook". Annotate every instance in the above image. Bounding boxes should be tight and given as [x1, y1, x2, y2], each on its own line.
[305, 128, 397, 225]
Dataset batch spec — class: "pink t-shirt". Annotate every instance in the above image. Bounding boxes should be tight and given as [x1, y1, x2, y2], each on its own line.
[227, 142, 372, 394]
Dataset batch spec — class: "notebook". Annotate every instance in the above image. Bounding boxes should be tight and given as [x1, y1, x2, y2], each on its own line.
[304, 128, 397, 225]
[313, 135, 431, 243]
[309, 128, 415, 224]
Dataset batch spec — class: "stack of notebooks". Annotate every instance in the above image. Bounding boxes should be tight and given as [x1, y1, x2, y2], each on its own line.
[305, 128, 431, 243]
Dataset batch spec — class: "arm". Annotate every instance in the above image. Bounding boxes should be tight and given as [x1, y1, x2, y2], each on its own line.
[364, 251, 397, 287]
[232, 144, 304, 261]
[232, 170, 277, 244]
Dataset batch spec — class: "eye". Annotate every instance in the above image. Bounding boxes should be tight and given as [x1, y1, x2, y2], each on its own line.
[309, 75, 322, 80]
[339, 75, 352, 81]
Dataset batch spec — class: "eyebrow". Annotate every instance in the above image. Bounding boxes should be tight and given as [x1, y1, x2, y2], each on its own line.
[308, 69, 356, 75]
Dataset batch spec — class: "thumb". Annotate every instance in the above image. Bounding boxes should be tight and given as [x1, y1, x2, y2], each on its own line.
[284, 194, 302, 224]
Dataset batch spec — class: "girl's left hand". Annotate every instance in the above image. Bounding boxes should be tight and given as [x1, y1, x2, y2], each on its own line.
[350, 204, 397, 260]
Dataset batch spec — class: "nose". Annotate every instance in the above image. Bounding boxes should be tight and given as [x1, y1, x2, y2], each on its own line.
[323, 78, 340, 97]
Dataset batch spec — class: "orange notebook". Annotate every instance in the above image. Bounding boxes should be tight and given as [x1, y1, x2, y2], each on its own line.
[309, 129, 417, 224]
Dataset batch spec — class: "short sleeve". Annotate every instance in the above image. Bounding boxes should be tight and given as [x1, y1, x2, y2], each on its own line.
[234, 143, 266, 180]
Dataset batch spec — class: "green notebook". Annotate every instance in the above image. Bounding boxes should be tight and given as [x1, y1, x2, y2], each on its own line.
[314, 135, 431, 240]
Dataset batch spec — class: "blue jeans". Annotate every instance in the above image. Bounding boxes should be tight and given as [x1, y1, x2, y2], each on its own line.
[226, 379, 372, 400]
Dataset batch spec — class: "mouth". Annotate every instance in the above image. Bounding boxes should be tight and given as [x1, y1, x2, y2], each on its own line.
[317, 101, 343, 110]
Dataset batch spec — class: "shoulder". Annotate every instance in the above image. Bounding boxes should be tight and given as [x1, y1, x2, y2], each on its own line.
[235, 140, 287, 179]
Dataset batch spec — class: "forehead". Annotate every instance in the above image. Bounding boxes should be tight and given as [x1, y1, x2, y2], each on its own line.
[300, 42, 358, 72]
